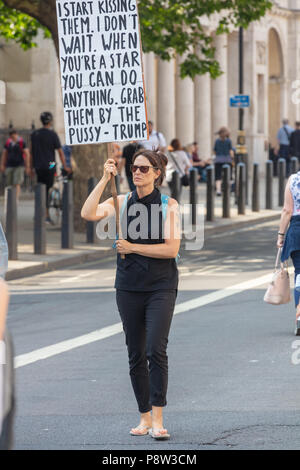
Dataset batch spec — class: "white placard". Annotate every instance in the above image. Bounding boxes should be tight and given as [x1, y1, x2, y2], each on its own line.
[56, 0, 149, 145]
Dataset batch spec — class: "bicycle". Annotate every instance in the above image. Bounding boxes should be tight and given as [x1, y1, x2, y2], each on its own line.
[48, 173, 69, 225]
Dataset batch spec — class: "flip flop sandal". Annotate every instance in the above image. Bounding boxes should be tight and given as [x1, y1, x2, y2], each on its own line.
[149, 427, 170, 440]
[130, 424, 151, 436]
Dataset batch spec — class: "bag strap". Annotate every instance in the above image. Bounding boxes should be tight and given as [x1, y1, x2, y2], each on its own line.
[156, 132, 161, 147]
[161, 193, 180, 264]
[161, 194, 169, 221]
[169, 152, 184, 176]
[120, 192, 130, 220]
[275, 247, 288, 270]
[283, 126, 291, 143]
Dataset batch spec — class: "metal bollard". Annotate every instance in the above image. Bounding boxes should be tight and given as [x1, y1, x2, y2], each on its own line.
[170, 171, 181, 202]
[34, 184, 46, 254]
[222, 164, 231, 218]
[291, 156, 298, 174]
[189, 169, 198, 226]
[237, 163, 246, 215]
[240, 154, 249, 205]
[278, 158, 286, 207]
[87, 178, 97, 244]
[266, 160, 273, 210]
[5, 187, 18, 260]
[62, 181, 74, 249]
[206, 165, 215, 222]
[252, 163, 260, 212]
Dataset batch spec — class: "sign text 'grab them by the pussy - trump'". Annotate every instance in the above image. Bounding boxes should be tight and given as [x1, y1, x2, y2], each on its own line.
[56, 0, 148, 145]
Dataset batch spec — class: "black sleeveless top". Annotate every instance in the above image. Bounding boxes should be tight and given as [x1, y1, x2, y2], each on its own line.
[114, 188, 179, 291]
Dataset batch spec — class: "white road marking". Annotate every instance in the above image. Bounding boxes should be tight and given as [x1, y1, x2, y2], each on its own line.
[14, 272, 272, 369]
[59, 272, 98, 283]
[10, 288, 115, 295]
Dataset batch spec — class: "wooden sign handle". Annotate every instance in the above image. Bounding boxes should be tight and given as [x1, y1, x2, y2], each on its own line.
[108, 143, 125, 260]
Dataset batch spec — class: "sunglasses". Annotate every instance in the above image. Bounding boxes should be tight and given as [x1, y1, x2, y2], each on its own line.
[130, 165, 159, 174]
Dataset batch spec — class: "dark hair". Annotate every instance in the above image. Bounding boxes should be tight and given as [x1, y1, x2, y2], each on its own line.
[170, 139, 182, 151]
[132, 149, 168, 187]
[9, 129, 17, 136]
[40, 111, 53, 126]
[296, 121, 300, 127]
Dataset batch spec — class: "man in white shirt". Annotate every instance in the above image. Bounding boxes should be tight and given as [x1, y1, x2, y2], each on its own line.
[139, 121, 167, 152]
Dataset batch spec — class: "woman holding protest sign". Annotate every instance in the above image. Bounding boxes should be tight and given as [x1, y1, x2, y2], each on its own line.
[81, 149, 180, 440]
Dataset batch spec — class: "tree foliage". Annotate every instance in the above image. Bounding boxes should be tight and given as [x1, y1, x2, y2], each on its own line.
[1, 0, 273, 77]
[0, 0, 50, 50]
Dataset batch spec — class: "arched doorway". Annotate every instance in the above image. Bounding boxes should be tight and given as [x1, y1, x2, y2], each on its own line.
[268, 28, 284, 148]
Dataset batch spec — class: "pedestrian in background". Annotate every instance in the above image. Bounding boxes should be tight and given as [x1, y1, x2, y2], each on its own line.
[278, 169, 300, 335]
[30, 112, 72, 225]
[61, 145, 74, 180]
[140, 121, 167, 152]
[0, 129, 31, 200]
[191, 142, 212, 183]
[277, 119, 294, 177]
[81, 149, 180, 441]
[213, 127, 234, 196]
[119, 141, 143, 191]
[289, 122, 300, 164]
[166, 139, 192, 202]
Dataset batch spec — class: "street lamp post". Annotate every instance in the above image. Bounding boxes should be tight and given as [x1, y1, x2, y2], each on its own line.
[235, 26, 248, 204]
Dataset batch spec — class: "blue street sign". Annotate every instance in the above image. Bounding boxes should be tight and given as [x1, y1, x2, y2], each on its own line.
[230, 95, 250, 108]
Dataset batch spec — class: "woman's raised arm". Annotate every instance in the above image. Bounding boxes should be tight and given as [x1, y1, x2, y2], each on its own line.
[81, 159, 124, 222]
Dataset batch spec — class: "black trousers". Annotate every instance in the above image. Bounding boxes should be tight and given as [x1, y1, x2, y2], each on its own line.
[116, 289, 177, 413]
[35, 169, 56, 209]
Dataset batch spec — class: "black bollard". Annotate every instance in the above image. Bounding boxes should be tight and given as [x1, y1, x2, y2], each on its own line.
[222, 164, 231, 218]
[237, 163, 246, 215]
[234, 154, 242, 203]
[252, 163, 260, 212]
[266, 160, 273, 210]
[240, 154, 249, 205]
[206, 165, 215, 222]
[5, 187, 18, 260]
[34, 184, 46, 254]
[189, 169, 198, 226]
[170, 171, 181, 202]
[62, 181, 74, 249]
[278, 158, 286, 207]
[87, 178, 98, 244]
[291, 156, 298, 174]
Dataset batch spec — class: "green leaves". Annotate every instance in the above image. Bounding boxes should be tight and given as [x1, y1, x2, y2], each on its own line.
[138, 0, 272, 78]
[0, 0, 272, 77]
[0, 0, 50, 50]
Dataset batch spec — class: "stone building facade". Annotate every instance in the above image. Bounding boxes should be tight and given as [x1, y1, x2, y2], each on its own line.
[0, 0, 300, 171]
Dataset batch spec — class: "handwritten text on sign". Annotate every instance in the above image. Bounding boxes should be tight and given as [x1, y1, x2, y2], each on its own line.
[56, 0, 148, 145]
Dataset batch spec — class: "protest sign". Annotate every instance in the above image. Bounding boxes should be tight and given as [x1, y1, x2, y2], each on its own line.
[56, 0, 149, 145]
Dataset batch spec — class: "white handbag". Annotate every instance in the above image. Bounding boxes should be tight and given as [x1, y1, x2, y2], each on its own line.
[263, 248, 291, 305]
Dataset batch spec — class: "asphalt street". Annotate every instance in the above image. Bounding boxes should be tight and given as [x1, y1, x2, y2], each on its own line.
[6, 219, 300, 450]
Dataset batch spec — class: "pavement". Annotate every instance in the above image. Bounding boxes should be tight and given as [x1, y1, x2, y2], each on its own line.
[7, 217, 300, 450]
[0, 175, 282, 281]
